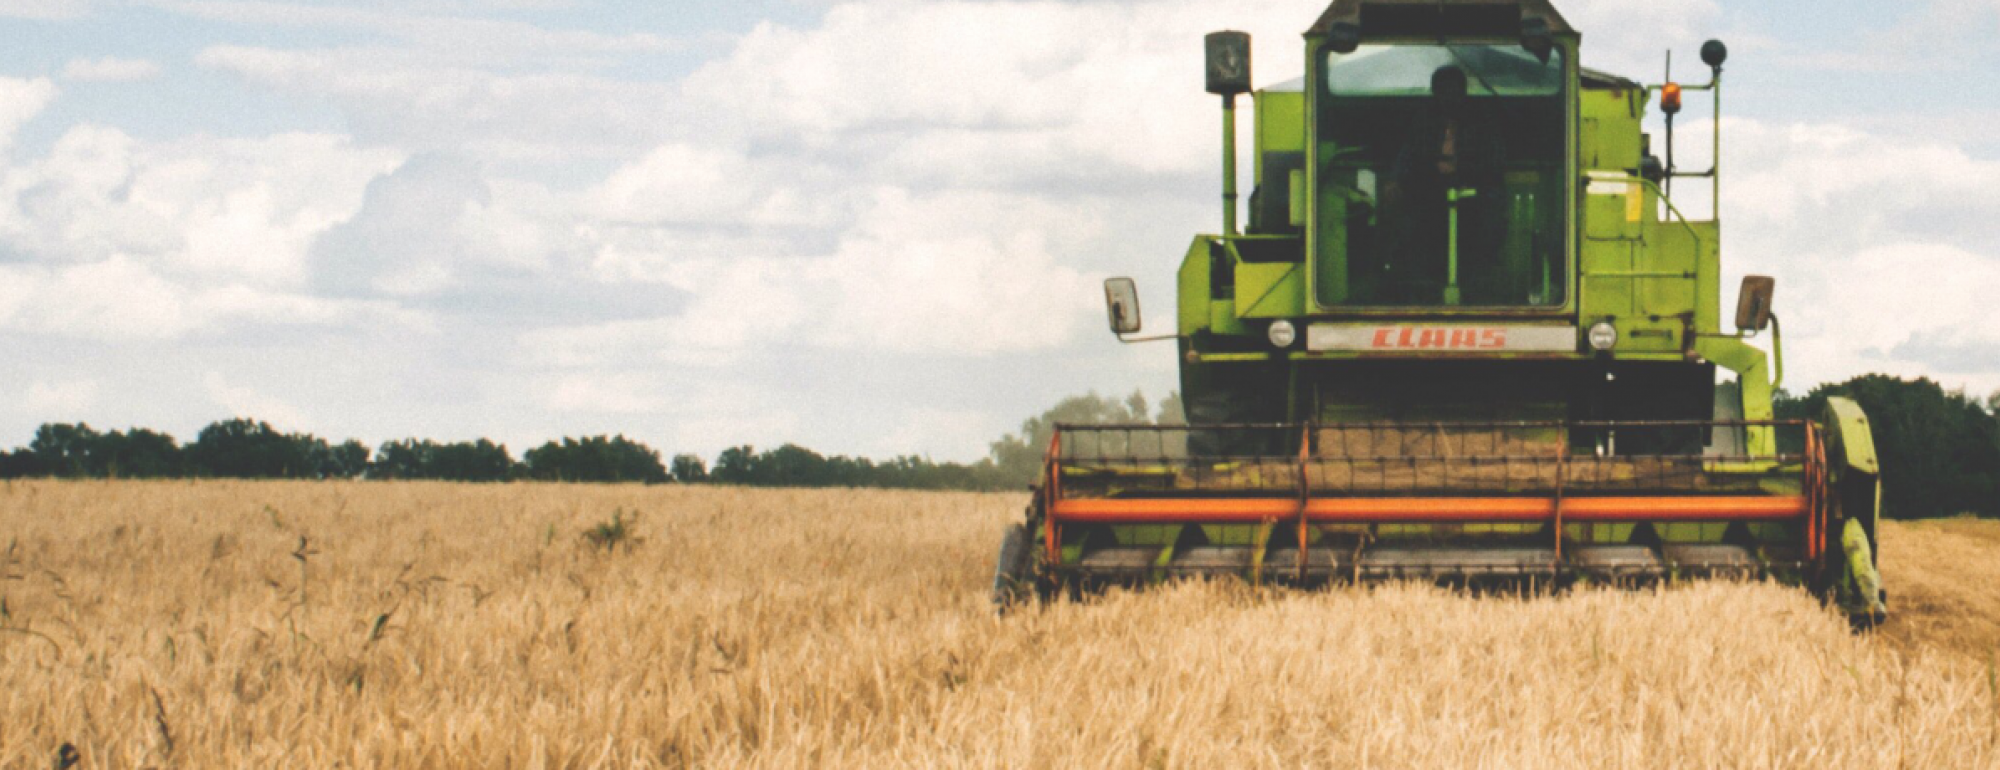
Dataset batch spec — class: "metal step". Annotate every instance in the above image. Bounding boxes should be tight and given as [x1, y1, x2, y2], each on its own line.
[1660, 544, 1770, 575]
[1568, 545, 1665, 577]
[1075, 548, 1156, 571]
[1073, 546, 1257, 573]
[1266, 547, 1349, 574]
[1170, 546, 1254, 571]
[1358, 546, 1559, 577]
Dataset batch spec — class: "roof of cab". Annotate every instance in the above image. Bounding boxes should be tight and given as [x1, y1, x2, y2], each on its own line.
[1307, 0, 1575, 37]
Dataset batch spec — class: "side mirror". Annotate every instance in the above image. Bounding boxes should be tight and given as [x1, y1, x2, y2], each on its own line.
[1104, 277, 1141, 335]
[1735, 275, 1775, 332]
[1204, 31, 1251, 96]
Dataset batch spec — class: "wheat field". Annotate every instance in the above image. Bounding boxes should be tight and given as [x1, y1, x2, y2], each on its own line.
[0, 481, 1996, 768]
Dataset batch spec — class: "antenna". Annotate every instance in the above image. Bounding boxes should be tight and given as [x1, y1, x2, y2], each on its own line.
[1663, 50, 1675, 197]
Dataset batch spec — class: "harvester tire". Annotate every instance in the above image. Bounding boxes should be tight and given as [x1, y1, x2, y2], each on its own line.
[992, 523, 1035, 611]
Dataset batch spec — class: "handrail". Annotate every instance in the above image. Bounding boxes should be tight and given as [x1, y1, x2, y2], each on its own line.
[1585, 173, 1703, 247]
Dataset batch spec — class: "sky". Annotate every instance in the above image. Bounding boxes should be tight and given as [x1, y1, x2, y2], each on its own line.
[0, 0, 1996, 463]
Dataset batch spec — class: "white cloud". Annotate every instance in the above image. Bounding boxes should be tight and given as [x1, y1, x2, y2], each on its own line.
[311, 152, 491, 297]
[589, 143, 839, 228]
[670, 408, 801, 458]
[1712, 117, 2000, 394]
[1726, 119, 1999, 243]
[202, 371, 309, 430]
[0, 258, 192, 340]
[547, 373, 663, 414]
[519, 262, 807, 368]
[1560, 0, 1723, 77]
[0, 126, 401, 285]
[185, 285, 435, 334]
[1788, 243, 2000, 394]
[160, 1, 680, 61]
[0, 258, 427, 341]
[807, 189, 1096, 353]
[195, 45, 681, 161]
[61, 56, 161, 83]
[23, 379, 99, 414]
[523, 187, 1095, 367]
[0, 77, 57, 151]
[870, 406, 998, 460]
[680, 0, 1308, 182]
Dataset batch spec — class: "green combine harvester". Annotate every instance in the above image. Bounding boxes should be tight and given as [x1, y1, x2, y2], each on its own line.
[995, 0, 1888, 624]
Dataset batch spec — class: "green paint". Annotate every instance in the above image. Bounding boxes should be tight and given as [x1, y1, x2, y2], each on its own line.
[1824, 398, 1880, 475]
[1444, 187, 1477, 306]
[1842, 517, 1886, 619]
[1053, 2, 1882, 605]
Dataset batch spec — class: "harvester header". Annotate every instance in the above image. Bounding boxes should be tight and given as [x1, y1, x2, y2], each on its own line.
[998, 0, 1888, 625]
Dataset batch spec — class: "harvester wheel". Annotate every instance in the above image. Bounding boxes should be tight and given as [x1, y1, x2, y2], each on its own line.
[992, 522, 1035, 611]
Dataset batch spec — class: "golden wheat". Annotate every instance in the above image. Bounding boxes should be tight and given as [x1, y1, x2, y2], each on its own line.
[0, 480, 1993, 768]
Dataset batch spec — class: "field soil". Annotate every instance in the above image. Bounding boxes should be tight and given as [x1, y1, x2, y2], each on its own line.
[1, 481, 1996, 768]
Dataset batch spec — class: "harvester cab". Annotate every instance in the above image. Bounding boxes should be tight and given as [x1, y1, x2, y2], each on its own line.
[996, 0, 1889, 625]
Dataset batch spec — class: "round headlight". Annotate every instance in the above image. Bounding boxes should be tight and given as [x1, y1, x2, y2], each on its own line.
[1268, 320, 1297, 349]
[1587, 322, 1618, 351]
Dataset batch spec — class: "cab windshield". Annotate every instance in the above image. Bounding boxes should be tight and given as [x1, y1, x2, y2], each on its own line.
[1314, 43, 1567, 308]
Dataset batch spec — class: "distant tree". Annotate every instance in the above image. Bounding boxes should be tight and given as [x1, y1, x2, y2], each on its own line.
[864, 454, 1013, 491]
[712, 446, 756, 484]
[432, 439, 512, 481]
[757, 444, 830, 486]
[987, 390, 1168, 486]
[371, 439, 427, 480]
[97, 428, 184, 478]
[325, 440, 372, 479]
[25, 424, 186, 478]
[30, 423, 104, 477]
[699, 442, 1012, 491]
[0, 448, 45, 479]
[186, 419, 331, 479]
[372, 439, 511, 481]
[523, 435, 668, 483]
[1776, 374, 2000, 519]
[671, 453, 707, 483]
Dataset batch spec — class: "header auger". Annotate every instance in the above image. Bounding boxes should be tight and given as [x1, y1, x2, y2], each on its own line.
[996, 0, 1887, 624]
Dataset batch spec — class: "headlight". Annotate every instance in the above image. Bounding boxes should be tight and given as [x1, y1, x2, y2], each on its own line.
[1268, 320, 1297, 348]
[1587, 322, 1618, 351]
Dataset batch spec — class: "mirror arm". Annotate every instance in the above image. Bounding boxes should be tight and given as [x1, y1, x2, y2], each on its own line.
[1768, 314, 1783, 392]
[1701, 315, 1781, 387]
[1116, 332, 1178, 344]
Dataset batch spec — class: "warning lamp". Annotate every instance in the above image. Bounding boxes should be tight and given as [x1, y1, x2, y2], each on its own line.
[1660, 82, 1683, 115]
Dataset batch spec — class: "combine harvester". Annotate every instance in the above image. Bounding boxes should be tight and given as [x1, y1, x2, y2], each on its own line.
[995, 0, 1888, 624]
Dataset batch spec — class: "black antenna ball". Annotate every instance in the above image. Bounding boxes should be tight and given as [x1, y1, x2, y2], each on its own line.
[1701, 39, 1728, 68]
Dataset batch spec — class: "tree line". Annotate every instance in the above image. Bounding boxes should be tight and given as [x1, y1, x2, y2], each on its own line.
[0, 419, 672, 483]
[1775, 374, 2000, 519]
[0, 391, 1183, 492]
[1, 379, 1990, 518]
